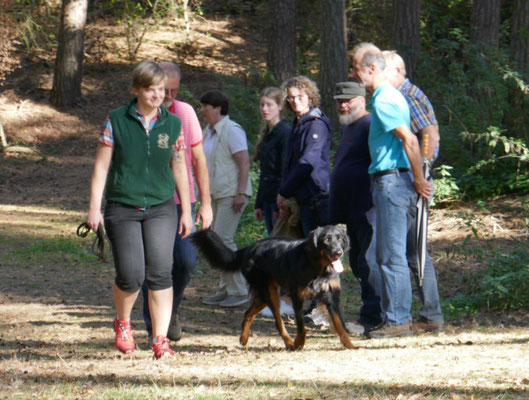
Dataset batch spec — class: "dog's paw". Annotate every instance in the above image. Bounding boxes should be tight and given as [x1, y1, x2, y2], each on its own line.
[292, 343, 305, 351]
[283, 339, 296, 351]
[293, 337, 305, 351]
[239, 335, 249, 346]
[341, 335, 357, 349]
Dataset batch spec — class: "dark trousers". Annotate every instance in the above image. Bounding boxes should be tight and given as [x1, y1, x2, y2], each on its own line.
[262, 201, 278, 236]
[104, 198, 177, 292]
[347, 216, 383, 326]
[142, 204, 197, 333]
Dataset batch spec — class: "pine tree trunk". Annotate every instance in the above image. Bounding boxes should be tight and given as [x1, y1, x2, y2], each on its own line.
[50, 0, 88, 108]
[390, 0, 421, 81]
[470, 0, 500, 49]
[319, 0, 347, 132]
[511, 0, 529, 74]
[267, 0, 297, 84]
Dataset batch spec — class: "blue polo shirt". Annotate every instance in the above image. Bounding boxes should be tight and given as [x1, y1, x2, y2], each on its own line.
[368, 80, 411, 174]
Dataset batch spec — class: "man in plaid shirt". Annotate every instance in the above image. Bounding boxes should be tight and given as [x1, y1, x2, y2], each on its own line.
[383, 50, 440, 162]
[383, 50, 444, 333]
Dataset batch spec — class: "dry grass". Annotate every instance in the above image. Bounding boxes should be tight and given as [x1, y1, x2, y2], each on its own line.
[1, 204, 529, 399]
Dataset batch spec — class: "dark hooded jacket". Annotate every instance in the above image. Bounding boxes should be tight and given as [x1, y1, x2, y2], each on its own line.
[279, 107, 331, 205]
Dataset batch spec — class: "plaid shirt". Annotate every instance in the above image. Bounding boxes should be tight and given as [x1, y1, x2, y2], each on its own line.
[398, 79, 437, 135]
[98, 108, 185, 152]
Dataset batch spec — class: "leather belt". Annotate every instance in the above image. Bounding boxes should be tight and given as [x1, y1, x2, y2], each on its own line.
[372, 168, 411, 179]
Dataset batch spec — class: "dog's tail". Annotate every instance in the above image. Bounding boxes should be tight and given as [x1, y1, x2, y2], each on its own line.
[190, 229, 240, 272]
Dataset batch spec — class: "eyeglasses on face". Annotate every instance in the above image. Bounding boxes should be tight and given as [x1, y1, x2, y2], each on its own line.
[286, 94, 307, 103]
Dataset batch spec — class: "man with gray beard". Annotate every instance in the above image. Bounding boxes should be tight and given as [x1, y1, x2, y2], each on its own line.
[328, 82, 383, 335]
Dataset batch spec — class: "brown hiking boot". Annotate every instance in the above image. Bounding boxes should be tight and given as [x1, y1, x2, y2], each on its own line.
[413, 318, 445, 333]
[367, 321, 413, 339]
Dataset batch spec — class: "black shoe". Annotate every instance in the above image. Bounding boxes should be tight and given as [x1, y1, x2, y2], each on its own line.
[358, 318, 383, 331]
[346, 320, 383, 336]
[167, 314, 183, 342]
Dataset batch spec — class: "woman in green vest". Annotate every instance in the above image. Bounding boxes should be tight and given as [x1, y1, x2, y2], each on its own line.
[86, 60, 193, 360]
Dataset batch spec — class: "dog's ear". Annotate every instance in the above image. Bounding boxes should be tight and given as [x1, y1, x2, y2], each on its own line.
[310, 226, 323, 248]
[339, 226, 350, 252]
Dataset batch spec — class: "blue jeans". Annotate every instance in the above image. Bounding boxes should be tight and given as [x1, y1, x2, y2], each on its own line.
[407, 208, 444, 324]
[346, 213, 383, 326]
[142, 203, 197, 333]
[372, 172, 416, 326]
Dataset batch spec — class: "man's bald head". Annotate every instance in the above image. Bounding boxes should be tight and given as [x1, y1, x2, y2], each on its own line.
[159, 62, 182, 107]
[350, 43, 387, 91]
[354, 43, 386, 71]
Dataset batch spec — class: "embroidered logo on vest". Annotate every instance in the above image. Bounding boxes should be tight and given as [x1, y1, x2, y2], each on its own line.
[157, 133, 169, 149]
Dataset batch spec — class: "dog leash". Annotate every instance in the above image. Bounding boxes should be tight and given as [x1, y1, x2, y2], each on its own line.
[76, 222, 111, 262]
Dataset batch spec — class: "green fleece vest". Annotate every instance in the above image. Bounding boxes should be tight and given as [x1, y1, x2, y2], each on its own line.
[106, 99, 182, 208]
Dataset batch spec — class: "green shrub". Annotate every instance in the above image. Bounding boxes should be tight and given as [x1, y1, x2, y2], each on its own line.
[433, 165, 460, 206]
[445, 243, 529, 318]
[10, 0, 58, 54]
[457, 127, 529, 198]
[475, 245, 529, 310]
[416, 3, 529, 201]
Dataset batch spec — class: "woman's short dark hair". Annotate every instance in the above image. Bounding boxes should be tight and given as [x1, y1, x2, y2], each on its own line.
[200, 90, 229, 115]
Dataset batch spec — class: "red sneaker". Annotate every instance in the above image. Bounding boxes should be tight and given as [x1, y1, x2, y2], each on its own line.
[152, 335, 174, 359]
[113, 318, 135, 354]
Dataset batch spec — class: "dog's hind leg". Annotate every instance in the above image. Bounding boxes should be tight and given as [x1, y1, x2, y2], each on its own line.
[267, 283, 295, 350]
[324, 286, 356, 349]
[290, 292, 307, 351]
[240, 298, 266, 347]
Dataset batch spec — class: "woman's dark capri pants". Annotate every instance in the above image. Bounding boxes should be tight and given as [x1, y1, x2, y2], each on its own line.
[104, 198, 178, 292]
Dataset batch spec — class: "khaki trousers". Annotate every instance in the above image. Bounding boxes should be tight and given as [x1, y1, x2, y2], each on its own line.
[210, 196, 248, 296]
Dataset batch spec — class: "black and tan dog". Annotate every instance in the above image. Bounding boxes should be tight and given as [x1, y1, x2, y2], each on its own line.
[191, 225, 356, 351]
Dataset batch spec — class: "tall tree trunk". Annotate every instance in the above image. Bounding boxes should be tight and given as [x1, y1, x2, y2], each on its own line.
[470, 0, 500, 49]
[390, 0, 421, 81]
[50, 0, 88, 108]
[267, 0, 297, 84]
[319, 0, 347, 132]
[511, 0, 529, 74]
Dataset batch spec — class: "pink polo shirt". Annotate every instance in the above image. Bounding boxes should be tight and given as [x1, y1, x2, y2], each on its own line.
[168, 100, 203, 204]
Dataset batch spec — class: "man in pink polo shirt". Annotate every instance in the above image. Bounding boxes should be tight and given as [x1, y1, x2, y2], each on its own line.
[142, 62, 212, 345]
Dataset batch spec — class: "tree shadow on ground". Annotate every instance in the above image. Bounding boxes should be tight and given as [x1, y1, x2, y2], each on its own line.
[3, 369, 528, 399]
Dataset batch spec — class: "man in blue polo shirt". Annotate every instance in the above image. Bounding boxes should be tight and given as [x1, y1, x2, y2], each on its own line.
[383, 50, 444, 333]
[350, 43, 433, 338]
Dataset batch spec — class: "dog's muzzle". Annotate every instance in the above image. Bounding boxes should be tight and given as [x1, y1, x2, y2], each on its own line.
[328, 254, 344, 273]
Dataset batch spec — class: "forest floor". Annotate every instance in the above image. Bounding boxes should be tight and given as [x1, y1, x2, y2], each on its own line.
[1, 2, 529, 399]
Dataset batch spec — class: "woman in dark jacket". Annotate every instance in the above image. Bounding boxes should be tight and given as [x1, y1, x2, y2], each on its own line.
[277, 76, 331, 236]
[254, 87, 290, 234]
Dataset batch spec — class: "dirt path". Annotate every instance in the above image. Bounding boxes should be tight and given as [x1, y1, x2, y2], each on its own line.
[1, 204, 529, 399]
